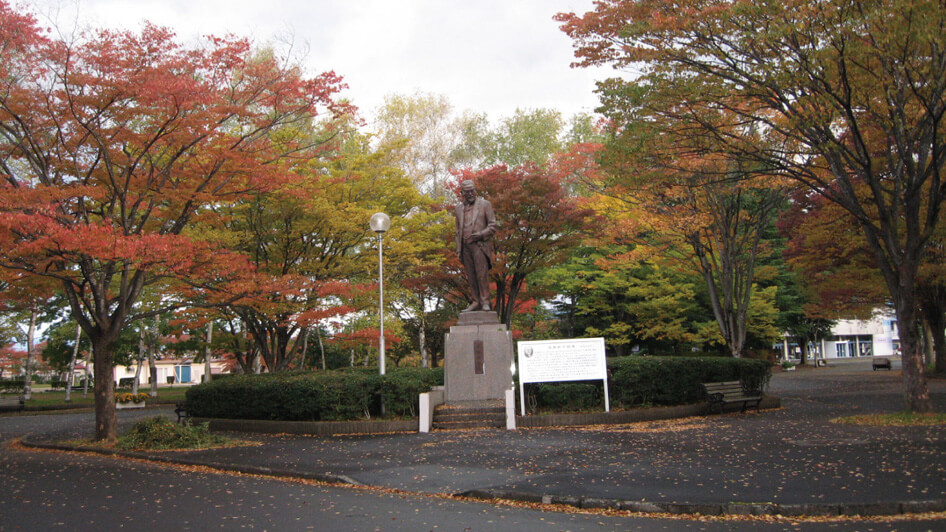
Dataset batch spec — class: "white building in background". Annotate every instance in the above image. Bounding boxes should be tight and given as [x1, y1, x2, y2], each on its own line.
[112, 358, 230, 386]
[778, 309, 900, 361]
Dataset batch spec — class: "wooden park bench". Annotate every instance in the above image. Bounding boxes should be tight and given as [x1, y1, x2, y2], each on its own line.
[0, 396, 24, 413]
[872, 357, 892, 370]
[175, 402, 191, 424]
[701, 381, 762, 414]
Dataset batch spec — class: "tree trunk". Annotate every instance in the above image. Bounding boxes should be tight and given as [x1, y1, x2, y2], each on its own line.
[894, 290, 933, 413]
[148, 337, 158, 398]
[933, 311, 946, 375]
[204, 321, 214, 383]
[299, 327, 309, 371]
[92, 338, 118, 442]
[500, 274, 525, 328]
[82, 349, 91, 398]
[921, 318, 935, 367]
[132, 328, 145, 395]
[65, 323, 81, 402]
[419, 315, 429, 369]
[22, 307, 37, 401]
[919, 285, 946, 375]
[318, 328, 326, 371]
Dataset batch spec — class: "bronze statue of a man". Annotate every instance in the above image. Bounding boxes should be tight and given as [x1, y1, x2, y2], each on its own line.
[455, 179, 497, 312]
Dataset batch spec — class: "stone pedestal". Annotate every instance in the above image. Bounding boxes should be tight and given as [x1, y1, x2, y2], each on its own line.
[444, 311, 514, 403]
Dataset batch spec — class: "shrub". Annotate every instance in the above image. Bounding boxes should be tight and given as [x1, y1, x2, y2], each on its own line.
[607, 356, 771, 407]
[184, 367, 444, 421]
[522, 356, 772, 412]
[117, 416, 229, 450]
[529, 382, 602, 412]
[0, 379, 25, 393]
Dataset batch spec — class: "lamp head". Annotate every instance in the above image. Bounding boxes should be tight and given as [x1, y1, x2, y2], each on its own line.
[369, 212, 391, 234]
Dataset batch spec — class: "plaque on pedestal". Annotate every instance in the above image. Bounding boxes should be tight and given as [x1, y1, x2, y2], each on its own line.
[444, 311, 514, 403]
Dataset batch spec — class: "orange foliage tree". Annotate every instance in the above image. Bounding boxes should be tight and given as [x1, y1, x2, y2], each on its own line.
[575, 95, 786, 357]
[0, 4, 349, 440]
[778, 188, 887, 319]
[780, 187, 946, 372]
[559, 0, 946, 411]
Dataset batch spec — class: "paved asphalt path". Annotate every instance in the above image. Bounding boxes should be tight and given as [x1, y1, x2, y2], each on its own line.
[0, 410, 847, 532]
[0, 358, 944, 530]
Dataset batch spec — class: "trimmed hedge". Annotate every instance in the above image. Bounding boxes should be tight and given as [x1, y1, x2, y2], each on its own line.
[186, 357, 769, 421]
[526, 356, 772, 412]
[184, 367, 444, 421]
[0, 379, 25, 393]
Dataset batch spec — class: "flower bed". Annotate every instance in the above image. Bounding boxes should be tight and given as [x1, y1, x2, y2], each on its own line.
[116, 392, 150, 409]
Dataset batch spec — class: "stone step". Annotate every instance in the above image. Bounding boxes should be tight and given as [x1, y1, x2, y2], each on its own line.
[435, 400, 504, 411]
[432, 416, 505, 430]
[432, 420, 504, 430]
[434, 408, 503, 420]
[432, 402, 506, 431]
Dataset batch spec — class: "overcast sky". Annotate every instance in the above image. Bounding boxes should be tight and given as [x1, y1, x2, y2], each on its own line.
[27, 0, 609, 124]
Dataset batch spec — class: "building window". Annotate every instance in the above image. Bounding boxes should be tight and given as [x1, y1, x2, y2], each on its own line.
[836, 343, 847, 358]
[859, 337, 873, 357]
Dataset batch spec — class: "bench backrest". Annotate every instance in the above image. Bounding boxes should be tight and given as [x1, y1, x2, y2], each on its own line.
[702, 381, 752, 397]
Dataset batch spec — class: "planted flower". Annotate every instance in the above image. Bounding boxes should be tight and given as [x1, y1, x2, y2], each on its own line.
[116, 393, 135, 404]
[116, 392, 150, 404]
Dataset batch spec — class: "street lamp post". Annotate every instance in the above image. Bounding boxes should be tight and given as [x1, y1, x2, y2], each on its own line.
[369, 212, 391, 375]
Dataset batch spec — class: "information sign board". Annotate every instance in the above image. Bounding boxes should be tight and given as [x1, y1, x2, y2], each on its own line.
[516, 337, 608, 415]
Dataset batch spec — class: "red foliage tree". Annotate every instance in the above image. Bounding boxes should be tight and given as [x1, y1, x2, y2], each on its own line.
[451, 148, 597, 327]
[0, 346, 25, 378]
[0, 4, 349, 440]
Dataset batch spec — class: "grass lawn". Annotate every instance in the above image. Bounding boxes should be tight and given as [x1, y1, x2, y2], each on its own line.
[833, 411, 946, 426]
[4, 386, 190, 410]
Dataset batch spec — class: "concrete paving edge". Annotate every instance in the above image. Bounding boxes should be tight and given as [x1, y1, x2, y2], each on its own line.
[457, 488, 946, 517]
[19, 439, 361, 486]
[196, 416, 418, 435]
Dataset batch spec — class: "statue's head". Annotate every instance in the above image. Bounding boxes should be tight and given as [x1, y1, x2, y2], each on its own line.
[460, 180, 476, 204]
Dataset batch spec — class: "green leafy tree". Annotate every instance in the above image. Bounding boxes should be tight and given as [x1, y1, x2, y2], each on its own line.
[218, 131, 421, 372]
[456, 108, 565, 168]
[539, 244, 704, 355]
[374, 91, 482, 199]
[384, 207, 455, 368]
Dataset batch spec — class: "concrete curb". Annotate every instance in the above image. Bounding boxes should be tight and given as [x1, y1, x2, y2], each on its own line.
[19, 439, 361, 486]
[194, 417, 419, 436]
[457, 488, 946, 517]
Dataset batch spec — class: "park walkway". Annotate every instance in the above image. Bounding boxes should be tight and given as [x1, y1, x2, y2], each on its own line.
[22, 357, 946, 517]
